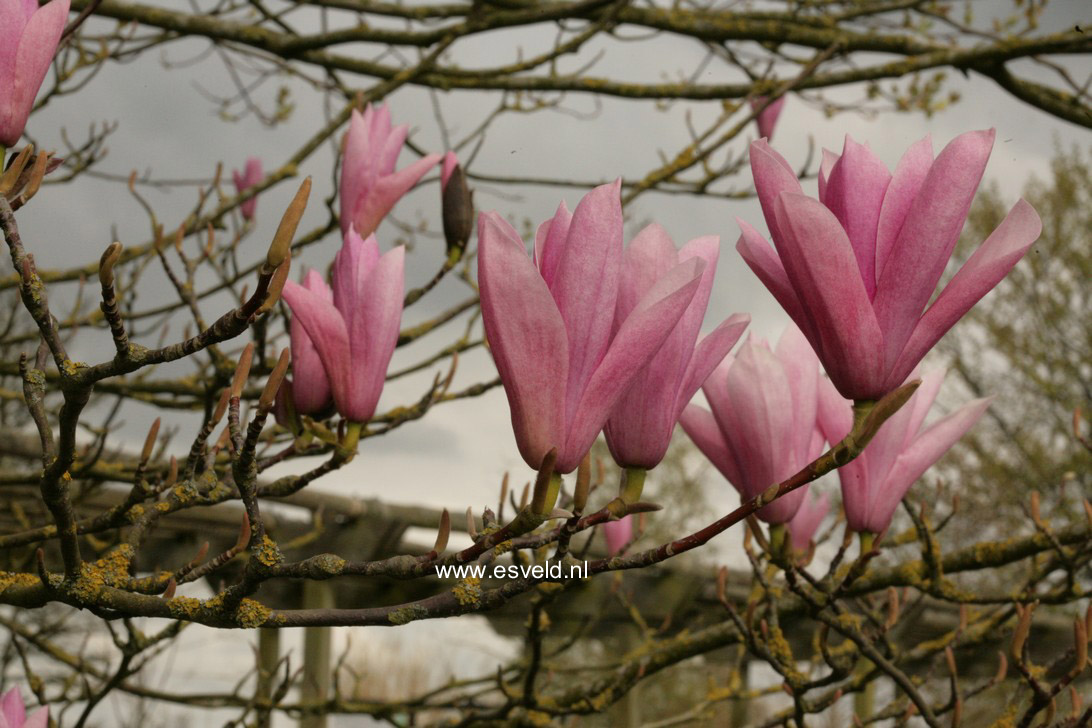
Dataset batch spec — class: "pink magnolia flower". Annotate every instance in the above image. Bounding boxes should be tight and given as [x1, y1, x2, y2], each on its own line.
[478, 181, 705, 474]
[604, 515, 633, 557]
[817, 369, 989, 534]
[679, 325, 824, 524]
[0, 687, 48, 728]
[286, 269, 333, 416]
[787, 490, 830, 554]
[232, 157, 263, 220]
[339, 104, 441, 237]
[0, 0, 70, 147]
[281, 228, 404, 422]
[604, 224, 749, 469]
[749, 95, 786, 140]
[737, 130, 1042, 401]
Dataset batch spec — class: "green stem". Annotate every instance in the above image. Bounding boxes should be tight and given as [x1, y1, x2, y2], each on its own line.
[859, 530, 876, 555]
[620, 467, 647, 504]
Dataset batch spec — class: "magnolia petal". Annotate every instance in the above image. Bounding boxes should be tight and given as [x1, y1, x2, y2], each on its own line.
[679, 404, 744, 489]
[735, 220, 817, 344]
[774, 323, 820, 466]
[773, 192, 886, 399]
[675, 313, 750, 420]
[749, 139, 803, 245]
[551, 180, 624, 423]
[603, 515, 633, 557]
[477, 212, 568, 470]
[874, 129, 995, 370]
[885, 198, 1042, 388]
[564, 258, 701, 473]
[533, 200, 572, 287]
[875, 136, 933, 282]
[282, 281, 353, 419]
[332, 229, 379, 318]
[341, 245, 404, 422]
[350, 153, 442, 238]
[3, 0, 68, 147]
[788, 490, 830, 553]
[865, 397, 990, 534]
[817, 148, 840, 204]
[822, 137, 892, 297]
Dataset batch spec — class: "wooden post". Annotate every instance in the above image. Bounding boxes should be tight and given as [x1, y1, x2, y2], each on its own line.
[300, 580, 335, 728]
[256, 628, 280, 728]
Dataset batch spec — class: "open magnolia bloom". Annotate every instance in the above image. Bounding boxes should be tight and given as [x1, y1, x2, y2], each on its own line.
[817, 369, 989, 535]
[737, 130, 1042, 401]
[603, 224, 749, 470]
[680, 325, 824, 524]
[478, 181, 705, 474]
[0, 0, 70, 147]
[282, 228, 404, 423]
[338, 104, 441, 237]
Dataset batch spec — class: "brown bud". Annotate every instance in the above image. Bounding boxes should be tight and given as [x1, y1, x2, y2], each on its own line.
[99, 242, 122, 289]
[1075, 617, 1088, 674]
[231, 343, 255, 399]
[884, 586, 900, 630]
[21, 150, 51, 202]
[164, 456, 178, 488]
[993, 651, 1008, 684]
[1012, 602, 1035, 661]
[1071, 686, 1083, 719]
[945, 646, 958, 679]
[1, 145, 33, 195]
[141, 417, 161, 464]
[265, 176, 311, 273]
[715, 565, 728, 605]
[211, 387, 231, 426]
[189, 541, 210, 568]
[256, 260, 290, 316]
[161, 578, 177, 600]
[441, 163, 473, 253]
[1029, 490, 1042, 525]
[259, 348, 291, 411]
[498, 472, 509, 512]
[433, 509, 450, 554]
[234, 513, 252, 552]
[518, 482, 530, 510]
[465, 507, 478, 540]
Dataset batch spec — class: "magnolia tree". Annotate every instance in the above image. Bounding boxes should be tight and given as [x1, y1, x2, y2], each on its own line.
[0, 1, 1090, 726]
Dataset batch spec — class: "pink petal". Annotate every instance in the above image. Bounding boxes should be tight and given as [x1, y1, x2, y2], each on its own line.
[734, 220, 816, 344]
[2, 0, 69, 147]
[772, 192, 886, 399]
[816, 376, 852, 444]
[563, 257, 701, 472]
[679, 404, 744, 488]
[533, 200, 572, 287]
[332, 228, 379, 319]
[885, 198, 1041, 388]
[478, 212, 568, 470]
[440, 150, 458, 189]
[788, 489, 829, 553]
[2, 687, 25, 726]
[749, 139, 803, 245]
[875, 136, 933, 281]
[751, 95, 786, 140]
[288, 269, 334, 415]
[821, 137, 892, 297]
[615, 223, 677, 327]
[873, 129, 995, 371]
[603, 515, 633, 556]
[349, 153, 442, 238]
[774, 323, 820, 466]
[282, 281, 353, 420]
[550, 180, 624, 424]
[865, 397, 990, 534]
[817, 148, 840, 204]
[23, 706, 49, 728]
[341, 245, 404, 422]
[675, 313, 750, 420]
